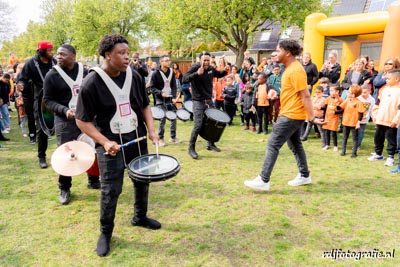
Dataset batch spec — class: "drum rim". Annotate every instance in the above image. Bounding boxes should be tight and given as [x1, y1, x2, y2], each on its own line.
[38, 90, 55, 136]
[127, 153, 180, 181]
[204, 108, 231, 123]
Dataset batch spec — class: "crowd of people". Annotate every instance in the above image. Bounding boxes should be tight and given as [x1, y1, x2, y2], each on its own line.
[1, 35, 400, 256]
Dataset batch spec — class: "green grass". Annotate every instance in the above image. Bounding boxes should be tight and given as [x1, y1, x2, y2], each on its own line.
[0, 113, 399, 266]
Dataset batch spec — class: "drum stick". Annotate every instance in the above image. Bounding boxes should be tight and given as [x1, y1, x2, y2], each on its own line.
[103, 136, 146, 155]
[155, 141, 159, 157]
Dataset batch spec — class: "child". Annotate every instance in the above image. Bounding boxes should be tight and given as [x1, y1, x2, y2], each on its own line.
[322, 84, 343, 151]
[300, 86, 326, 146]
[15, 91, 27, 137]
[337, 85, 365, 157]
[319, 77, 330, 97]
[222, 75, 237, 125]
[389, 103, 400, 173]
[357, 85, 375, 149]
[368, 69, 400, 166]
[241, 83, 256, 132]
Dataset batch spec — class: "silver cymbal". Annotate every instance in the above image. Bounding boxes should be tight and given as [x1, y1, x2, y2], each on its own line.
[51, 141, 95, 176]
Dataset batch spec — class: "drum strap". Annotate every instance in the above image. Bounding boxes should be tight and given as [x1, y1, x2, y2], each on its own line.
[159, 68, 173, 97]
[34, 59, 55, 82]
[53, 63, 84, 110]
[92, 66, 138, 134]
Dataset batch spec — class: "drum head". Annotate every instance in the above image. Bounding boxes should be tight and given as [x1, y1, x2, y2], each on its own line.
[176, 109, 190, 121]
[128, 154, 180, 183]
[165, 110, 177, 120]
[183, 100, 193, 113]
[151, 106, 165, 120]
[205, 108, 231, 123]
[38, 90, 55, 136]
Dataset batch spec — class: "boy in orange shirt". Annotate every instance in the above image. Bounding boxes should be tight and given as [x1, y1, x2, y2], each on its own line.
[322, 84, 342, 151]
[337, 85, 365, 157]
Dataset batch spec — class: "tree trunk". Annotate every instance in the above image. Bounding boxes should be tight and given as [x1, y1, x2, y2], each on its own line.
[235, 44, 248, 67]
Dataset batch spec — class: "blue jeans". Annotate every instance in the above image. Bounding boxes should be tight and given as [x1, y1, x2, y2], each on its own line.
[0, 104, 10, 128]
[260, 116, 310, 182]
[357, 123, 367, 148]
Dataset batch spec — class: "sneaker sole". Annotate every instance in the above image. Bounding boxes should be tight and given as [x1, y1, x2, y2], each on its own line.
[244, 181, 270, 191]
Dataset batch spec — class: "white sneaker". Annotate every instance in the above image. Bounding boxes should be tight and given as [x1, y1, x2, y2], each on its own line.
[288, 173, 312, 186]
[1, 129, 9, 134]
[169, 137, 181, 143]
[244, 175, 270, 191]
[159, 139, 166, 147]
[384, 157, 395, 166]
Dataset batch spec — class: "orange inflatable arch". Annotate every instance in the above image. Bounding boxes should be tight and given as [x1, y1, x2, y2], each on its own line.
[303, 1, 400, 77]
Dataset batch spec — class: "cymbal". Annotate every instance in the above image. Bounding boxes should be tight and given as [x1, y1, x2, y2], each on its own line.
[51, 141, 95, 176]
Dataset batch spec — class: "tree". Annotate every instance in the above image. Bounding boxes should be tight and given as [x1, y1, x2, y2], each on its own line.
[41, 0, 75, 46]
[71, 0, 144, 59]
[0, 0, 16, 45]
[149, 0, 330, 65]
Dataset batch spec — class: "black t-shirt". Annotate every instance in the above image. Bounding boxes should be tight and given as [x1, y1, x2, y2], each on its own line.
[75, 68, 150, 144]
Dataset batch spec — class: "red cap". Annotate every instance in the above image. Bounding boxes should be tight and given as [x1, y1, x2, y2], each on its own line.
[37, 40, 53, 50]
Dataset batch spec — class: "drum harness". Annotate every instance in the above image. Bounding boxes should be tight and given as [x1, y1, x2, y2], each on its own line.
[92, 66, 143, 167]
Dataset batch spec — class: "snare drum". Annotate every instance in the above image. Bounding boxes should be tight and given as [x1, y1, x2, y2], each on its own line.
[183, 100, 193, 113]
[199, 108, 230, 142]
[151, 106, 165, 120]
[165, 110, 177, 121]
[127, 154, 180, 183]
[176, 109, 190, 121]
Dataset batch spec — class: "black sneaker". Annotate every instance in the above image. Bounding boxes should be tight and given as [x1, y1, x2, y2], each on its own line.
[87, 180, 101, 189]
[131, 217, 161, 230]
[29, 134, 36, 145]
[207, 144, 221, 152]
[39, 158, 48, 169]
[59, 189, 71, 205]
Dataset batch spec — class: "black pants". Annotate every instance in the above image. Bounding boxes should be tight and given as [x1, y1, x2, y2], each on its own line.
[189, 100, 215, 146]
[374, 124, 397, 156]
[244, 112, 256, 127]
[324, 130, 338, 147]
[342, 125, 358, 155]
[33, 97, 48, 159]
[224, 103, 236, 125]
[256, 106, 269, 133]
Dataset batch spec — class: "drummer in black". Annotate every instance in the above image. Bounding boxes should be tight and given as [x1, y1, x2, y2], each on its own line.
[75, 34, 160, 257]
[43, 44, 100, 205]
[183, 52, 229, 159]
[17, 40, 56, 169]
[150, 55, 180, 146]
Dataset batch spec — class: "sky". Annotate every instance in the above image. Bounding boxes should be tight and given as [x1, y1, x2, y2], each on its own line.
[5, 0, 43, 34]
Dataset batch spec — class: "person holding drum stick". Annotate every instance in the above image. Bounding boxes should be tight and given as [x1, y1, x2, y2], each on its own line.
[75, 34, 160, 257]
[150, 55, 181, 146]
[183, 52, 230, 159]
[244, 40, 325, 191]
[17, 40, 56, 169]
[43, 44, 100, 205]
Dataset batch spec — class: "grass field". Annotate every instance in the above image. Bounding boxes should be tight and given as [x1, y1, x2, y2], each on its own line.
[0, 113, 399, 267]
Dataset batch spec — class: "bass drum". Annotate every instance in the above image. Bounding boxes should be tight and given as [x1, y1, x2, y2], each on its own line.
[38, 90, 55, 136]
[199, 108, 230, 142]
[127, 154, 180, 183]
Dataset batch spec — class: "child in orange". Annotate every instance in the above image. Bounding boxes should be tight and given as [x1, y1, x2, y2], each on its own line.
[322, 85, 342, 151]
[15, 91, 27, 137]
[338, 85, 365, 157]
[300, 86, 326, 146]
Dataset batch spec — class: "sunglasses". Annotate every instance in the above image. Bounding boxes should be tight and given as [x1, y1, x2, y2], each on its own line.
[385, 62, 393, 65]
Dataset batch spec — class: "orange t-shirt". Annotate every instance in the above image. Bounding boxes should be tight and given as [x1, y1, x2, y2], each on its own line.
[312, 95, 326, 118]
[340, 98, 365, 127]
[279, 61, 308, 120]
[323, 96, 343, 131]
[256, 84, 269, 106]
